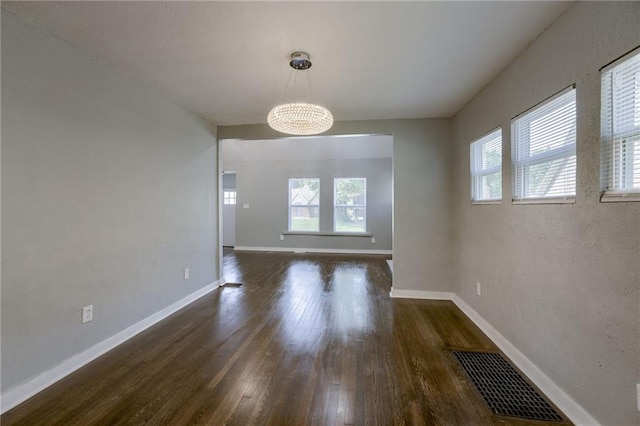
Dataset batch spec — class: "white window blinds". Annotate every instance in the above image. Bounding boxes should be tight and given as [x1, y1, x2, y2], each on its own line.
[470, 128, 502, 202]
[601, 47, 640, 202]
[512, 87, 576, 202]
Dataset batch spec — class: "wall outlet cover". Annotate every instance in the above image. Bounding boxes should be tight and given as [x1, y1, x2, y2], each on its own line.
[476, 282, 482, 296]
[82, 305, 93, 324]
[184, 268, 190, 280]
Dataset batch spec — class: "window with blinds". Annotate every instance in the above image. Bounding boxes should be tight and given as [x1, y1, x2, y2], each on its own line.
[600, 47, 640, 202]
[470, 128, 502, 202]
[512, 87, 576, 202]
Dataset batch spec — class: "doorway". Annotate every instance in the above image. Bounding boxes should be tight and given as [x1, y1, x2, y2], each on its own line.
[217, 134, 394, 287]
[222, 171, 237, 248]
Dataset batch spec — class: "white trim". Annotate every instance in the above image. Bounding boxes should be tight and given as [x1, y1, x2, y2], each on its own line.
[511, 84, 576, 121]
[600, 45, 640, 73]
[0, 281, 220, 414]
[389, 289, 454, 300]
[600, 191, 640, 203]
[282, 231, 372, 237]
[471, 200, 502, 205]
[233, 246, 392, 255]
[512, 197, 576, 205]
[451, 295, 599, 426]
[384, 289, 598, 425]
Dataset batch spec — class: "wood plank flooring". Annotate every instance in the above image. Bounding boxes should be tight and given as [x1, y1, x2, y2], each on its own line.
[2, 250, 570, 425]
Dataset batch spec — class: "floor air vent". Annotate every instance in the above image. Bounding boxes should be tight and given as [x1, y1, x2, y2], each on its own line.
[452, 351, 563, 422]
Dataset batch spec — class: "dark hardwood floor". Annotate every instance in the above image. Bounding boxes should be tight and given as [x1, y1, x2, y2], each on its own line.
[2, 250, 570, 425]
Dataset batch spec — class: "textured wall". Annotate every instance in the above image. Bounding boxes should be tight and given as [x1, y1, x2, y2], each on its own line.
[452, 2, 640, 424]
[219, 119, 453, 292]
[1, 12, 218, 391]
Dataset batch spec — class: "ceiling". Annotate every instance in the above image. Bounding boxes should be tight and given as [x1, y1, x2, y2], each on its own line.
[4, 1, 571, 126]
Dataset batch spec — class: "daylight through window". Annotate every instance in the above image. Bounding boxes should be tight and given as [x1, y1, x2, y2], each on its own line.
[470, 128, 502, 202]
[223, 190, 236, 205]
[512, 87, 577, 202]
[334, 178, 366, 233]
[601, 47, 640, 201]
[288, 178, 320, 232]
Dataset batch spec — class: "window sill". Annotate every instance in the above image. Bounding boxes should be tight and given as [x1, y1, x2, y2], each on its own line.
[600, 192, 640, 203]
[471, 200, 502, 205]
[512, 197, 575, 205]
[283, 231, 372, 237]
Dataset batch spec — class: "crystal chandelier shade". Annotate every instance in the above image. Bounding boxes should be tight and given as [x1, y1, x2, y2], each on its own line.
[267, 52, 334, 136]
[267, 102, 333, 136]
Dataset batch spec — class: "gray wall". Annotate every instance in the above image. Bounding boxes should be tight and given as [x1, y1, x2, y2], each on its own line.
[452, 2, 640, 424]
[224, 153, 392, 251]
[1, 11, 218, 392]
[218, 119, 453, 292]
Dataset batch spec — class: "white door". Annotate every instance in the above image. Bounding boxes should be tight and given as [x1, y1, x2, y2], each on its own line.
[222, 188, 236, 247]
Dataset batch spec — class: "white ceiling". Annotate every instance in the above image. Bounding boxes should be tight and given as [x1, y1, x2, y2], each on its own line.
[4, 1, 571, 126]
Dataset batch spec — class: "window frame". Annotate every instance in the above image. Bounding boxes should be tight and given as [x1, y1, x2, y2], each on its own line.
[333, 177, 367, 233]
[223, 190, 236, 205]
[470, 127, 503, 204]
[288, 178, 320, 232]
[600, 46, 640, 202]
[511, 85, 577, 204]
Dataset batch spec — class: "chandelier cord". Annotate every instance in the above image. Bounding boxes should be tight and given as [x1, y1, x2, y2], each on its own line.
[306, 69, 314, 97]
[280, 68, 314, 101]
[281, 68, 294, 100]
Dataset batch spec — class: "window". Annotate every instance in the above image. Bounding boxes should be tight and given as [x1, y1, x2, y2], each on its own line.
[334, 178, 366, 233]
[601, 47, 640, 201]
[288, 178, 320, 232]
[223, 190, 236, 205]
[470, 128, 502, 202]
[512, 87, 577, 202]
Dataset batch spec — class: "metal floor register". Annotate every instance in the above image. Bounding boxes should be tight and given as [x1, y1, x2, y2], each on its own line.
[452, 350, 564, 422]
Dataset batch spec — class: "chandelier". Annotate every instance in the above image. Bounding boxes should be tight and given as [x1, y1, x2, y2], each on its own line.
[267, 52, 334, 136]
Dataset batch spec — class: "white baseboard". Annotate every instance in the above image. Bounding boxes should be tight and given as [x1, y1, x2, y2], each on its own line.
[0, 281, 220, 414]
[385, 289, 598, 425]
[1, 282, 598, 425]
[234, 246, 392, 255]
[389, 289, 454, 300]
[451, 295, 599, 426]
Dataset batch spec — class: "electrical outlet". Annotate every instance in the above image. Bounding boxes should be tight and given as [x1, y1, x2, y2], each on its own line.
[82, 305, 93, 324]
[636, 383, 640, 412]
[280, 234, 284, 241]
[243, 203, 250, 209]
[476, 282, 482, 296]
[371, 237, 376, 244]
[184, 268, 190, 280]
